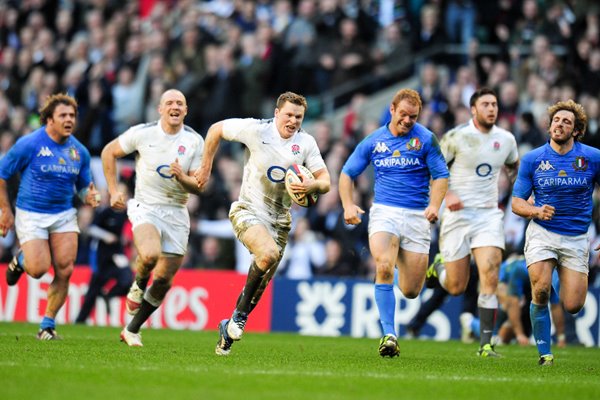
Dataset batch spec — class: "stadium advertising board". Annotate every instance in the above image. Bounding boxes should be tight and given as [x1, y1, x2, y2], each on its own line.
[0, 265, 271, 333]
[1, 266, 598, 346]
[271, 277, 600, 347]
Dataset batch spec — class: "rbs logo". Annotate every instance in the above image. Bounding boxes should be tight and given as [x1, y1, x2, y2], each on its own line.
[156, 165, 174, 179]
[266, 165, 286, 183]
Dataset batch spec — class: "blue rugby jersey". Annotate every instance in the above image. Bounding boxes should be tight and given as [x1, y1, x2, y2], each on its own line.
[341, 122, 449, 209]
[513, 141, 600, 236]
[0, 127, 92, 213]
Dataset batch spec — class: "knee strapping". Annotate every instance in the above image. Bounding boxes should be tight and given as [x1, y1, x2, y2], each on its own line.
[144, 278, 171, 307]
[477, 293, 498, 309]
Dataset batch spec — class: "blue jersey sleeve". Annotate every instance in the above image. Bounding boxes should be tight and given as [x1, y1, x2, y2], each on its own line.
[74, 140, 93, 192]
[341, 135, 373, 179]
[512, 152, 535, 200]
[425, 134, 449, 180]
[0, 135, 35, 180]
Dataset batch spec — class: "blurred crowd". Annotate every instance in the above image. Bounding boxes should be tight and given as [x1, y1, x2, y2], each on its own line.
[0, 0, 599, 284]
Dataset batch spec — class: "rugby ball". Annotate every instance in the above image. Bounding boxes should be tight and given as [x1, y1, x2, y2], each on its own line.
[285, 164, 319, 207]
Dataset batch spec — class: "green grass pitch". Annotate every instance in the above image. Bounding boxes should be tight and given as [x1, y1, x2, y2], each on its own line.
[1, 322, 599, 400]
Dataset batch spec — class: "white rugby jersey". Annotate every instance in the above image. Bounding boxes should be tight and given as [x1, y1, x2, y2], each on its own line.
[441, 119, 518, 208]
[222, 118, 326, 214]
[118, 121, 204, 206]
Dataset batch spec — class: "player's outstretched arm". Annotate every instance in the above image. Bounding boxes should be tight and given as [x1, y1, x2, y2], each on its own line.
[195, 121, 224, 191]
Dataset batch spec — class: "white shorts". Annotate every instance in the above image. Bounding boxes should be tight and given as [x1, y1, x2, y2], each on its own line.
[368, 204, 430, 254]
[15, 207, 79, 244]
[229, 201, 291, 252]
[440, 207, 505, 262]
[524, 221, 589, 275]
[127, 199, 190, 256]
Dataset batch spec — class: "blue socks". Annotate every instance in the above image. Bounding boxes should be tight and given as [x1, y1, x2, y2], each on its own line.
[530, 302, 552, 356]
[375, 283, 396, 336]
[40, 316, 56, 330]
[472, 317, 480, 336]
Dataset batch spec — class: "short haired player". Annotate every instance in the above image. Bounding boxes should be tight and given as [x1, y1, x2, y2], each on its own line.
[426, 87, 519, 357]
[195, 91, 331, 355]
[339, 88, 449, 357]
[102, 89, 204, 346]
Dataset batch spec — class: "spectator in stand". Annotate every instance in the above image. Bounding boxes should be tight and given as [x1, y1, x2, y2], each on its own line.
[411, 4, 446, 64]
[314, 238, 356, 277]
[371, 21, 413, 86]
[280, 0, 318, 94]
[279, 217, 326, 280]
[75, 183, 133, 324]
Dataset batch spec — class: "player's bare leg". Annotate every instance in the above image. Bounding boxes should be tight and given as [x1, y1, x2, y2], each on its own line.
[126, 224, 161, 315]
[37, 233, 77, 340]
[227, 224, 280, 341]
[122, 256, 181, 346]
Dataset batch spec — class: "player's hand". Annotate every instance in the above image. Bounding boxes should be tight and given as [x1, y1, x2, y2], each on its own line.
[288, 171, 315, 196]
[343, 204, 365, 225]
[104, 232, 119, 245]
[109, 190, 127, 211]
[535, 204, 555, 221]
[85, 182, 101, 208]
[194, 166, 210, 191]
[445, 191, 463, 211]
[0, 207, 15, 237]
[424, 205, 440, 223]
[516, 333, 530, 346]
[170, 158, 184, 181]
